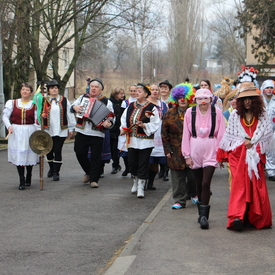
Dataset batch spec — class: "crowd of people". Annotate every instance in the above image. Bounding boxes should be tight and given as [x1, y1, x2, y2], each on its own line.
[2, 73, 275, 232]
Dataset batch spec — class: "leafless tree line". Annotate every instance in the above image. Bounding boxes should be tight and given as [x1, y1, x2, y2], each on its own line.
[0, 0, 245, 99]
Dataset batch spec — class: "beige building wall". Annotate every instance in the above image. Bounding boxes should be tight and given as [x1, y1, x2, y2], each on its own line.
[31, 23, 75, 100]
[246, 31, 275, 78]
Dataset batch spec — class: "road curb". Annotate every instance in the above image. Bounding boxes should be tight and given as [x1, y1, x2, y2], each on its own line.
[103, 188, 172, 275]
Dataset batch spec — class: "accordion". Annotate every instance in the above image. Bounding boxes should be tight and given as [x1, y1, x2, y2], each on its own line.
[76, 97, 115, 129]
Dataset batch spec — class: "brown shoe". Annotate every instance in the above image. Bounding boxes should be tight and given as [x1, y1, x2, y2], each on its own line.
[83, 174, 90, 183]
[90, 182, 98, 188]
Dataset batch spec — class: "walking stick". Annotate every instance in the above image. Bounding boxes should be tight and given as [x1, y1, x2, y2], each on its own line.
[39, 80, 45, 191]
[29, 80, 53, 191]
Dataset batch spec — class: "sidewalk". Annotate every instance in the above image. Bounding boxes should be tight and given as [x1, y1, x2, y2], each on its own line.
[104, 168, 275, 275]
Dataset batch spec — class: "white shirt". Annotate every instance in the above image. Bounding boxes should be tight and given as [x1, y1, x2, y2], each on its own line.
[45, 96, 76, 137]
[120, 102, 160, 149]
[71, 94, 114, 138]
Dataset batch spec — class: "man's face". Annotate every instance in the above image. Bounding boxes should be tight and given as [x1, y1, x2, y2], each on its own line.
[160, 84, 170, 97]
[89, 81, 102, 97]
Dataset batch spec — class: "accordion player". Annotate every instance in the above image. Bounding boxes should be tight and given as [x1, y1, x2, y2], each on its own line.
[75, 96, 115, 130]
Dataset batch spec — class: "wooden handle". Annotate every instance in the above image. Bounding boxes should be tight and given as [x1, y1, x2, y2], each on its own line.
[5, 132, 11, 139]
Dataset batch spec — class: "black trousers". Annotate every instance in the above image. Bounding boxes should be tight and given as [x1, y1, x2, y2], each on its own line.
[128, 147, 153, 179]
[46, 136, 66, 162]
[74, 133, 103, 183]
[110, 136, 120, 168]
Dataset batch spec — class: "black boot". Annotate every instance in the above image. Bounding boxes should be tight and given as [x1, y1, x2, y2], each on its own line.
[197, 202, 202, 223]
[199, 205, 210, 229]
[53, 163, 62, 181]
[47, 161, 54, 177]
[158, 164, 165, 178]
[163, 166, 169, 181]
[147, 170, 156, 190]
[122, 157, 129, 176]
[233, 218, 243, 231]
[19, 177, 25, 190]
[25, 166, 33, 186]
[17, 166, 25, 190]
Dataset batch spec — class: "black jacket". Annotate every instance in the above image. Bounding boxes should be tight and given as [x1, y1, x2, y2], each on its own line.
[109, 95, 124, 138]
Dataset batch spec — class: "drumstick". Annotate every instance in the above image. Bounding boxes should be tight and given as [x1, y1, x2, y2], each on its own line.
[5, 132, 11, 139]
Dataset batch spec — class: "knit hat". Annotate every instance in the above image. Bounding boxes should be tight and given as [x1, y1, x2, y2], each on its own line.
[89, 78, 104, 90]
[261, 80, 274, 92]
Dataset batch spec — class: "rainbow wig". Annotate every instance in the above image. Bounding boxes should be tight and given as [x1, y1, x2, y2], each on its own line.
[169, 83, 196, 107]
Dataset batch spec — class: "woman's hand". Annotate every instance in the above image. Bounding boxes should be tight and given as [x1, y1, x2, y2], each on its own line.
[166, 153, 172, 159]
[245, 139, 253, 149]
[219, 162, 224, 169]
[67, 131, 74, 139]
[8, 126, 13, 134]
[185, 157, 194, 168]
[120, 129, 127, 135]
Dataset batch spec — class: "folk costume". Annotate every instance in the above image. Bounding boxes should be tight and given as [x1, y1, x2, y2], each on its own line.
[147, 100, 168, 189]
[3, 99, 38, 166]
[118, 95, 137, 176]
[43, 83, 75, 181]
[2, 98, 39, 189]
[71, 79, 114, 187]
[120, 84, 160, 198]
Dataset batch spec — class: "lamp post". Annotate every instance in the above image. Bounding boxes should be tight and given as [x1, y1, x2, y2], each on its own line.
[0, 22, 6, 138]
[140, 30, 144, 82]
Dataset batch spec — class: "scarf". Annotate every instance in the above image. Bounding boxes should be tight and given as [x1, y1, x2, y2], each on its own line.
[219, 109, 274, 179]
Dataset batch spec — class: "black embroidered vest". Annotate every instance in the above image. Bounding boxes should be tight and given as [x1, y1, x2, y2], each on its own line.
[126, 101, 155, 139]
[43, 96, 68, 130]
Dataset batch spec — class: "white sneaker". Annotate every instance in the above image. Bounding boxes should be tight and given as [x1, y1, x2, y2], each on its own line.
[191, 196, 199, 204]
[137, 179, 145, 198]
[131, 177, 138, 193]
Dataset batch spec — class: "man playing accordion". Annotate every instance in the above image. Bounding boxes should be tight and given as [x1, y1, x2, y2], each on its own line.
[70, 78, 115, 188]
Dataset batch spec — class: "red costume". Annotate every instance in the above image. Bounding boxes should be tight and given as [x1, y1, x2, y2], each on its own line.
[217, 109, 274, 229]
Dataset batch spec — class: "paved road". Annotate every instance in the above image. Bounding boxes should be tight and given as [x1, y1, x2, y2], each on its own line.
[1, 142, 275, 275]
[105, 164, 275, 275]
[0, 142, 171, 275]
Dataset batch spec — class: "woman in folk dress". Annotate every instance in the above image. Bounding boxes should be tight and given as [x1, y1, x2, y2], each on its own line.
[2, 83, 39, 190]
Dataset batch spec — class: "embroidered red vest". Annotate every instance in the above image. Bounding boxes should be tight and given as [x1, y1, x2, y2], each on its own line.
[10, 100, 35, 125]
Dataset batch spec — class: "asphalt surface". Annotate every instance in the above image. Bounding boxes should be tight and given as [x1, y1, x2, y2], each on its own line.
[0, 142, 171, 275]
[1, 142, 275, 275]
[105, 162, 275, 275]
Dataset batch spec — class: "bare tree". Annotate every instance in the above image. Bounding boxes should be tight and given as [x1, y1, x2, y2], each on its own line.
[1, 0, 136, 98]
[207, 1, 246, 73]
[166, 0, 203, 85]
